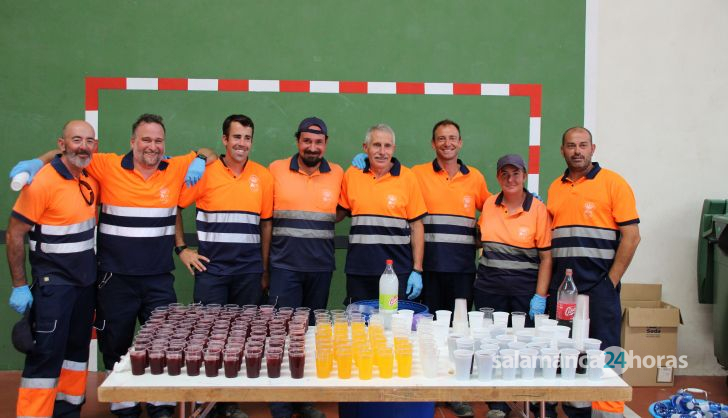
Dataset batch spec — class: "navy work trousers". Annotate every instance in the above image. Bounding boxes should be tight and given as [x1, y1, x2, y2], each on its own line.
[193, 271, 264, 306]
[96, 272, 176, 418]
[18, 281, 94, 418]
[421, 271, 474, 314]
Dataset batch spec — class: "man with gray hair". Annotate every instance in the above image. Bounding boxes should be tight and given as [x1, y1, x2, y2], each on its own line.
[336, 124, 427, 303]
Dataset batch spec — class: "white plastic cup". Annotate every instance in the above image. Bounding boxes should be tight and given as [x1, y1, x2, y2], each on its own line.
[421, 347, 439, 378]
[507, 341, 527, 353]
[515, 329, 534, 343]
[540, 348, 560, 379]
[511, 311, 526, 330]
[480, 343, 500, 352]
[492, 311, 509, 327]
[499, 348, 518, 380]
[479, 307, 495, 325]
[448, 333, 464, 362]
[435, 310, 452, 325]
[433, 322, 449, 346]
[496, 334, 515, 350]
[519, 348, 539, 379]
[586, 349, 605, 380]
[583, 338, 602, 351]
[490, 326, 507, 337]
[560, 348, 580, 379]
[10, 172, 30, 192]
[534, 314, 549, 328]
[554, 325, 571, 340]
[471, 328, 490, 344]
[475, 349, 497, 381]
[557, 338, 576, 350]
[456, 337, 475, 351]
[540, 318, 558, 328]
[468, 311, 484, 330]
[453, 349, 474, 381]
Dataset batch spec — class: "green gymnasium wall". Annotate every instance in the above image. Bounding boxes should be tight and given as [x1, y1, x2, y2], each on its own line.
[0, 0, 586, 369]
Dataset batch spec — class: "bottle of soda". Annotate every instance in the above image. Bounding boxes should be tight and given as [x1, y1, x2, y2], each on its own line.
[556, 268, 578, 333]
[379, 259, 398, 329]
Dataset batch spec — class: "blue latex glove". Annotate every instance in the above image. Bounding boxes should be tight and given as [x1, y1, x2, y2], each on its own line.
[9, 285, 33, 314]
[351, 153, 367, 169]
[184, 156, 206, 187]
[532, 193, 543, 202]
[529, 294, 547, 319]
[9, 159, 43, 185]
[406, 271, 423, 300]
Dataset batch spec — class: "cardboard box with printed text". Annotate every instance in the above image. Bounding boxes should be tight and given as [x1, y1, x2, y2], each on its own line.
[620, 283, 683, 387]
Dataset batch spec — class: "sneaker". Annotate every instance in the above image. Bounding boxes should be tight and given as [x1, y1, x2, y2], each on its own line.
[220, 404, 249, 418]
[447, 402, 474, 417]
[487, 411, 506, 418]
[297, 405, 326, 418]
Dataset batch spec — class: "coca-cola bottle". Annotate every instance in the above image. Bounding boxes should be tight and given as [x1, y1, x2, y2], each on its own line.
[556, 268, 578, 334]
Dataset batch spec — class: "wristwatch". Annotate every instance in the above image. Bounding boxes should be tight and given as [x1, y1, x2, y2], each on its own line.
[175, 245, 188, 255]
[412, 268, 423, 274]
[196, 153, 207, 161]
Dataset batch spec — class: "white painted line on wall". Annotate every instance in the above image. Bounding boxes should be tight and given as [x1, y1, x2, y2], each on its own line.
[126, 77, 158, 90]
[188, 79, 218, 91]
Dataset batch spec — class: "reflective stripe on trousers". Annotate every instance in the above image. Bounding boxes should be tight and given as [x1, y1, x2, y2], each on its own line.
[592, 401, 624, 418]
[18, 378, 58, 418]
[56, 360, 88, 405]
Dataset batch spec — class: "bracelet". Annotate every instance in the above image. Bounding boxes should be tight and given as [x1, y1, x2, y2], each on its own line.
[412, 268, 423, 274]
[174, 245, 188, 255]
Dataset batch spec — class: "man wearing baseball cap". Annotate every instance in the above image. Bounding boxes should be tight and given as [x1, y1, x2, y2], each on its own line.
[266, 116, 343, 418]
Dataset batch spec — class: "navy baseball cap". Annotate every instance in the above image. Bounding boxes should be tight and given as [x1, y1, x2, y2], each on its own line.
[296, 117, 328, 136]
[496, 154, 527, 172]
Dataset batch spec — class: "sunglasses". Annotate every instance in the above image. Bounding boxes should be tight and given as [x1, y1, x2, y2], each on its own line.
[78, 178, 94, 206]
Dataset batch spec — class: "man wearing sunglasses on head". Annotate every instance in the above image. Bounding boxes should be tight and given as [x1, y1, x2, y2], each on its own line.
[7, 120, 99, 418]
[9, 114, 217, 418]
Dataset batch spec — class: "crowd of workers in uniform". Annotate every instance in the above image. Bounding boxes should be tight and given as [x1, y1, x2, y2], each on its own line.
[6, 113, 640, 418]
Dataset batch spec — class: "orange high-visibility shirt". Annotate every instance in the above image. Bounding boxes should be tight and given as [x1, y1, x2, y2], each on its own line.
[412, 159, 490, 273]
[268, 155, 343, 272]
[338, 158, 427, 275]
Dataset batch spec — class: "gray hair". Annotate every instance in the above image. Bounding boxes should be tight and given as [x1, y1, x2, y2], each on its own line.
[364, 123, 396, 146]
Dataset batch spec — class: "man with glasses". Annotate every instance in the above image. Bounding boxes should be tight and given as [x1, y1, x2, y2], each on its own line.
[9, 114, 216, 418]
[7, 120, 99, 418]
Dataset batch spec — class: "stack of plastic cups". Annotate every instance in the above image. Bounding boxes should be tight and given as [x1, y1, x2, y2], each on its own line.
[418, 323, 439, 378]
[315, 312, 334, 379]
[572, 294, 590, 351]
[536, 325, 557, 349]
[456, 337, 475, 375]
[452, 298, 469, 335]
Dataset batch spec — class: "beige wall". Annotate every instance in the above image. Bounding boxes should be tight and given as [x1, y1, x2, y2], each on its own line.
[590, 0, 728, 375]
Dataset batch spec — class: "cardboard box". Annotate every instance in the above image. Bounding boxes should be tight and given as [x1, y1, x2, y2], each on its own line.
[620, 283, 683, 387]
